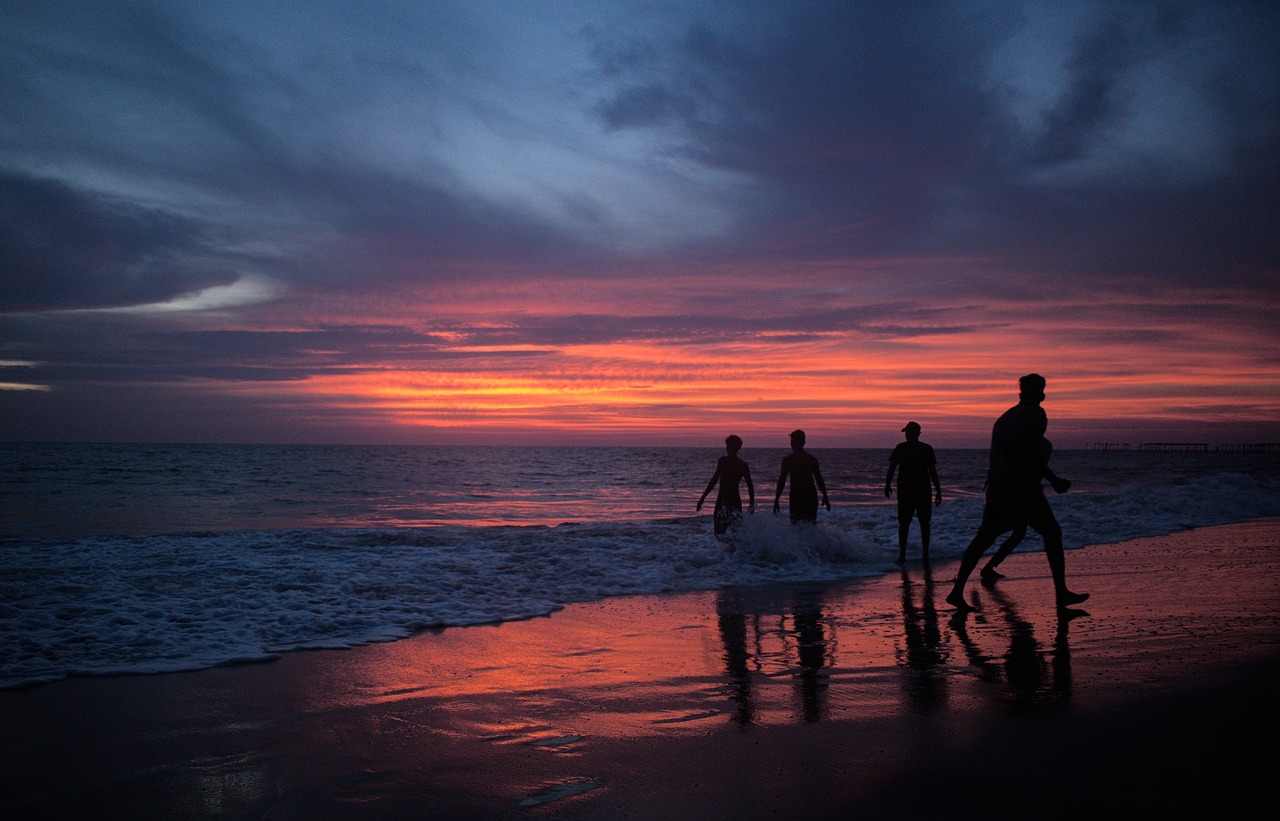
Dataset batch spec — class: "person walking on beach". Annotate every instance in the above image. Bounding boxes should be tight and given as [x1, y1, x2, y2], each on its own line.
[885, 421, 942, 563]
[946, 374, 1088, 611]
[980, 438, 1070, 581]
[698, 434, 756, 537]
[773, 429, 830, 524]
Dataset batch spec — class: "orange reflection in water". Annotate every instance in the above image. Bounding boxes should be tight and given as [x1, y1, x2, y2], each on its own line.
[299, 583, 910, 742]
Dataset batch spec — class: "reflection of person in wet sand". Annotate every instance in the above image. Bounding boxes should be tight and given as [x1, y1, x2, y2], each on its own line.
[946, 374, 1088, 610]
[790, 590, 830, 723]
[697, 435, 755, 538]
[898, 563, 947, 712]
[773, 430, 830, 524]
[716, 589, 756, 727]
[714, 587, 832, 725]
[885, 421, 942, 563]
[950, 584, 1076, 707]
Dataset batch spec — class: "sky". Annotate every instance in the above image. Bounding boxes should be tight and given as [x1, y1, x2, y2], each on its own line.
[2, 0, 1278, 447]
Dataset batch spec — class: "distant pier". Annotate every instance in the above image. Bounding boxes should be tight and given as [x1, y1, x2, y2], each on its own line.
[1085, 442, 1278, 453]
[1214, 443, 1279, 453]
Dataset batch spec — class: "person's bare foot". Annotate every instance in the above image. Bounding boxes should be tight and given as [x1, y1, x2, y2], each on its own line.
[1056, 590, 1089, 607]
[945, 590, 973, 611]
[980, 566, 1004, 583]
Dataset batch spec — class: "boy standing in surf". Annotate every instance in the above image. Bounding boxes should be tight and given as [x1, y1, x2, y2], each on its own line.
[698, 435, 756, 537]
[773, 429, 830, 524]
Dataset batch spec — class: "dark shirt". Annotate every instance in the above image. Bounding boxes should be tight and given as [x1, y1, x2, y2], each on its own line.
[888, 441, 937, 495]
[988, 400, 1048, 489]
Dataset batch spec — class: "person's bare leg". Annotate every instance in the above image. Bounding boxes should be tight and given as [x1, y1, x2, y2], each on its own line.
[1040, 521, 1088, 607]
[920, 519, 930, 561]
[948, 526, 999, 610]
[897, 519, 909, 563]
[982, 528, 1023, 581]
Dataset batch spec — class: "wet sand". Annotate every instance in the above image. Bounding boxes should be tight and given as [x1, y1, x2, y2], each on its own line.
[3, 519, 1278, 819]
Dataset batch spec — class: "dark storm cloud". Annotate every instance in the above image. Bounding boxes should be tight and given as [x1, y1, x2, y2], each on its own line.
[1026, 10, 1149, 167]
[588, 2, 1280, 285]
[0, 318, 557, 386]
[590, 5, 1007, 249]
[7, 0, 1274, 305]
[0, 1, 592, 312]
[0, 171, 229, 311]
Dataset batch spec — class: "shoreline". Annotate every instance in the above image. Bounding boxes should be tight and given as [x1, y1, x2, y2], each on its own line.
[3, 518, 1278, 818]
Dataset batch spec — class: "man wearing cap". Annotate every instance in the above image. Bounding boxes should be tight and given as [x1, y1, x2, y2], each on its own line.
[885, 421, 942, 562]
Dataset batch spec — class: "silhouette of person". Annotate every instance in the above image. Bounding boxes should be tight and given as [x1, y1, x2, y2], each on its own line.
[773, 429, 830, 524]
[946, 374, 1088, 610]
[980, 439, 1069, 581]
[885, 421, 942, 562]
[697, 434, 755, 537]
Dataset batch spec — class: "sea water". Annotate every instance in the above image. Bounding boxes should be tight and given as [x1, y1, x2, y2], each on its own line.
[2, 443, 1278, 688]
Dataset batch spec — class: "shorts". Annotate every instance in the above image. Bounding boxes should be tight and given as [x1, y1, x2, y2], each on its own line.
[789, 498, 818, 524]
[897, 489, 932, 522]
[713, 501, 743, 535]
[978, 483, 1060, 539]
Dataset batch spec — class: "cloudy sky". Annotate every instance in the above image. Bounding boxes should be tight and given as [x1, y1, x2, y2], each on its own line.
[2, 0, 1277, 446]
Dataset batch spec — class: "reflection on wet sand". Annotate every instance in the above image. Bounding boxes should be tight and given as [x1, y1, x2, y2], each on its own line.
[715, 586, 835, 725]
[950, 583, 1077, 709]
[897, 563, 949, 713]
[7, 522, 1275, 818]
[115, 572, 1085, 814]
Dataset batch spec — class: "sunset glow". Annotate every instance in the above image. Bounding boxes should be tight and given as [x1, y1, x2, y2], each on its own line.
[2, 2, 1276, 446]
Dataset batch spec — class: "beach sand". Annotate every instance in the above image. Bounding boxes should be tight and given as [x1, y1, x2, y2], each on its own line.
[3, 519, 1278, 820]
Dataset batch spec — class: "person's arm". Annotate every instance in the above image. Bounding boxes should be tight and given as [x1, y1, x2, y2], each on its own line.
[815, 464, 830, 510]
[696, 458, 727, 509]
[774, 461, 787, 513]
[1043, 464, 1071, 494]
[930, 464, 942, 505]
[697, 465, 721, 511]
[744, 465, 756, 511]
[884, 458, 897, 498]
[1036, 436, 1070, 493]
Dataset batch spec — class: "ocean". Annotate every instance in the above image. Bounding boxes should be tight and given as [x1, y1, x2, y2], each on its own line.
[3, 442, 1278, 688]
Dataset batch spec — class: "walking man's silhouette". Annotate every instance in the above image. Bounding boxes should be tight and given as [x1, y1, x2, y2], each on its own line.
[946, 374, 1088, 611]
[885, 421, 942, 562]
[980, 438, 1069, 581]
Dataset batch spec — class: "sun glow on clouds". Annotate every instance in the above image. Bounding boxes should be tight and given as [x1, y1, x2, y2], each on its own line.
[2, 3, 1276, 445]
[210, 279, 1278, 446]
